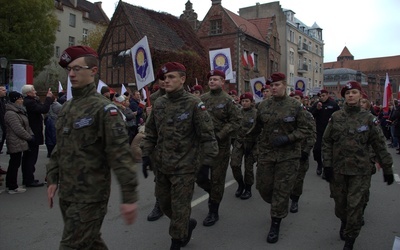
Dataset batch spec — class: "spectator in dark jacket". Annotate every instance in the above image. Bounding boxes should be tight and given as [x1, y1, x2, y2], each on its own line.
[129, 90, 143, 140]
[21, 85, 54, 187]
[0, 86, 7, 175]
[45, 98, 62, 157]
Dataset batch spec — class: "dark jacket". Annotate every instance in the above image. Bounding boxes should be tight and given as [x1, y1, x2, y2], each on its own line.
[310, 98, 340, 135]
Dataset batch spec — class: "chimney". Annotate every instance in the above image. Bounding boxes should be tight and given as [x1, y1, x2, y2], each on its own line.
[72, 0, 78, 8]
[211, 0, 221, 5]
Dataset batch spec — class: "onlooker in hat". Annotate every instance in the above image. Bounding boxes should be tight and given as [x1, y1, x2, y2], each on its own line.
[322, 80, 394, 250]
[145, 68, 167, 222]
[248, 72, 313, 244]
[47, 45, 138, 249]
[228, 89, 240, 106]
[309, 88, 340, 176]
[289, 90, 316, 213]
[387, 99, 399, 148]
[101, 86, 111, 100]
[113, 93, 136, 134]
[4, 91, 34, 194]
[196, 69, 241, 227]
[141, 61, 218, 249]
[0, 86, 8, 174]
[230, 92, 257, 200]
[191, 85, 203, 97]
[22, 84, 54, 187]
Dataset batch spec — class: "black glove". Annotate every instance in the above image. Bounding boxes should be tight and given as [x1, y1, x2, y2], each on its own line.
[271, 135, 289, 147]
[142, 156, 151, 179]
[323, 167, 334, 183]
[383, 174, 394, 185]
[300, 151, 309, 162]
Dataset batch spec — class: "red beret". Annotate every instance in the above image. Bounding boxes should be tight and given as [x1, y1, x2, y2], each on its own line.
[59, 45, 98, 68]
[192, 85, 203, 92]
[270, 72, 286, 83]
[291, 90, 303, 98]
[228, 90, 237, 96]
[361, 91, 369, 99]
[240, 92, 253, 101]
[152, 85, 160, 92]
[262, 85, 271, 91]
[319, 89, 329, 95]
[160, 62, 186, 80]
[155, 68, 164, 80]
[207, 69, 225, 79]
[341, 81, 362, 97]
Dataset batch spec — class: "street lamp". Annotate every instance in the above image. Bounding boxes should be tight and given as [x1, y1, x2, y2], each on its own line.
[0, 56, 8, 85]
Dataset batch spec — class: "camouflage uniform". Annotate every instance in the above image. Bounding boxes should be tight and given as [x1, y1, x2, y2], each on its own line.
[252, 95, 311, 218]
[290, 110, 316, 200]
[197, 88, 241, 204]
[46, 83, 138, 250]
[322, 103, 393, 240]
[141, 88, 218, 239]
[230, 105, 257, 189]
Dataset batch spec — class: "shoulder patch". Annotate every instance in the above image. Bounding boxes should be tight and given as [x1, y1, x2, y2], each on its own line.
[373, 117, 380, 126]
[197, 101, 207, 111]
[104, 103, 119, 116]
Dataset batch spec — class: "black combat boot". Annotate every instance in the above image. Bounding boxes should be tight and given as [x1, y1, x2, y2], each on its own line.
[289, 195, 299, 213]
[170, 239, 182, 250]
[240, 184, 252, 200]
[343, 237, 355, 250]
[339, 220, 346, 240]
[147, 199, 164, 221]
[203, 202, 219, 226]
[235, 180, 244, 197]
[267, 217, 282, 243]
[181, 218, 197, 247]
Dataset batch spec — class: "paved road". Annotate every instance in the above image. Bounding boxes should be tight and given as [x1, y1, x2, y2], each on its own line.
[1, 145, 399, 250]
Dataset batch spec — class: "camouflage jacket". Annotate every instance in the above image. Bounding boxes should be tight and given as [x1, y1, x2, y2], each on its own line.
[142, 88, 218, 174]
[236, 106, 257, 143]
[201, 88, 241, 147]
[46, 83, 138, 204]
[150, 88, 166, 105]
[322, 103, 393, 175]
[251, 95, 312, 162]
[302, 110, 317, 154]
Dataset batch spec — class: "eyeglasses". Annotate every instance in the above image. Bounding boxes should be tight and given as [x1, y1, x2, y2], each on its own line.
[65, 65, 91, 72]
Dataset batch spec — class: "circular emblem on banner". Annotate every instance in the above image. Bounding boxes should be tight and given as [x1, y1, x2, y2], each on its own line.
[295, 79, 306, 92]
[213, 53, 229, 74]
[253, 81, 264, 98]
[135, 47, 149, 81]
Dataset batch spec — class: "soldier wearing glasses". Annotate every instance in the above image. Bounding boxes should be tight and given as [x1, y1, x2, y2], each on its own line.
[46, 46, 138, 249]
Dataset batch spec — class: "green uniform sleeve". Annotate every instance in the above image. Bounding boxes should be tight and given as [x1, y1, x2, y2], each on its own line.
[217, 101, 241, 140]
[287, 106, 312, 143]
[369, 117, 393, 174]
[322, 117, 334, 168]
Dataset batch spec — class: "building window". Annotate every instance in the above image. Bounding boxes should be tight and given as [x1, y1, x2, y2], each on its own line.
[315, 62, 318, 73]
[69, 13, 76, 27]
[309, 59, 312, 72]
[289, 30, 294, 42]
[210, 19, 222, 35]
[83, 28, 88, 42]
[68, 36, 75, 46]
[289, 50, 294, 65]
[55, 46, 60, 58]
[57, 20, 61, 32]
[316, 45, 319, 55]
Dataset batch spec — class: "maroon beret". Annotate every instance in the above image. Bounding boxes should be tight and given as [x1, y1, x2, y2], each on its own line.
[319, 89, 329, 95]
[270, 72, 286, 83]
[160, 62, 186, 80]
[155, 68, 164, 80]
[262, 85, 271, 91]
[228, 90, 237, 96]
[240, 92, 253, 101]
[59, 45, 98, 68]
[192, 85, 203, 92]
[207, 69, 225, 79]
[293, 90, 304, 98]
[341, 81, 362, 97]
[361, 91, 369, 99]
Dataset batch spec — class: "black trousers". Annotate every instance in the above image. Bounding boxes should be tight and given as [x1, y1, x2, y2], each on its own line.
[21, 144, 39, 185]
[6, 152, 23, 190]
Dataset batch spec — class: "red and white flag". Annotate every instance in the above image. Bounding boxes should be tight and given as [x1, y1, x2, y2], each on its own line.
[248, 52, 255, 68]
[241, 51, 248, 67]
[12, 64, 34, 92]
[383, 73, 392, 112]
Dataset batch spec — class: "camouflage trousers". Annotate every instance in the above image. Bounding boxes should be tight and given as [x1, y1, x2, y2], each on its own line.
[330, 173, 371, 239]
[230, 141, 255, 185]
[155, 171, 195, 239]
[291, 158, 310, 198]
[256, 158, 298, 218]
[59, 199, 108, 250]
[196, 145, 231, 203]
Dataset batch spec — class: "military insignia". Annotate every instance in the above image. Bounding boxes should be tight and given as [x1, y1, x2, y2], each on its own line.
[162, 66, 168, 73]
[283, 116, 295, 122]
[249, 118, 254, 123]
[346, 82, 352, 89]
[373, 117, 380, 126]
[177, 112, 190, 121]
[357, 125, 369, 132]
[109, 109, 118, 116]
[73, 117, 94, 129]
[216, 103, 226, 109]
[197, 102, 206, 111]
[104, 104, 119, 116]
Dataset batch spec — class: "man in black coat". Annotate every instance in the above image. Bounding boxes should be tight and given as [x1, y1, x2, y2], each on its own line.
[0, 86, 7, 174]
[22, 85, 54, 187]
[309, 89, 340, 176]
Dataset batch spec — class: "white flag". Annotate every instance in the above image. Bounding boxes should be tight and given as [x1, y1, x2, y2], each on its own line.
[58, 81, 63, 93]
[131, 36, 155, 90]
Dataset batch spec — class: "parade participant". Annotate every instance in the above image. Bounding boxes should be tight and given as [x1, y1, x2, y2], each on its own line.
[46, 45, 138, 249]
[230, 92, 257, 199]
[249, 72, 312, 243]
[0, 86, 8, 174]
[145, 70, 166, 222]
[262, 85, 272, 100]
[141, 62, 218, 250]
[191, 85, 203, 98]
[322, 81, 394, 250]
[196, 69, 241, 227]
[309, 89, 340, 176]
[289, 90, 316, 213]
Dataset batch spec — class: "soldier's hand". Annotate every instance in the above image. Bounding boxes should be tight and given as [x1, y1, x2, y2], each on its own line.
[142, 156, 151, 178]
[323, 167, 333, 183]
[271, 135, 289, 147]
[300, 151, 309, 162]
[383, 174, 394, 185]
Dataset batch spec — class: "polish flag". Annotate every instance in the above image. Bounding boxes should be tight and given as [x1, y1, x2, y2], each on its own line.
[382, 73, 392, 112]
[58, 81, 63, 93]
[12, 64, 34, 92]
[121, 84, 127, 95]
[248, 52, 255, 68]
[241, 51, 248, 67]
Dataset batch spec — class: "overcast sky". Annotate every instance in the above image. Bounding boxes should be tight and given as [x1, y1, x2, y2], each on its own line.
[92, 0, 400, 62]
